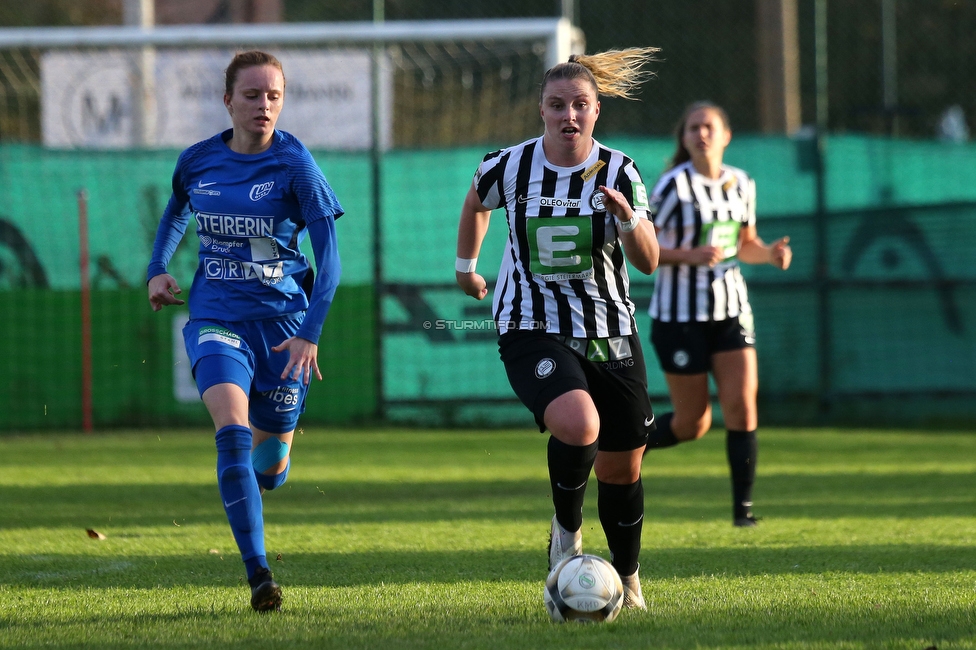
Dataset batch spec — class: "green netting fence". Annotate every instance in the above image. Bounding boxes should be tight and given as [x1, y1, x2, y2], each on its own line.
[1, 135, 974, 431]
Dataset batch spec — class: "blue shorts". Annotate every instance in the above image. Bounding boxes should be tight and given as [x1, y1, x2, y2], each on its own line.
[182, 317, 309, 434]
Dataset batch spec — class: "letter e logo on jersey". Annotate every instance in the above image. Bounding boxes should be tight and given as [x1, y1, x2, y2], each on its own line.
[632, 182, 649, 210]
[249, 181, 275, 201]
[535, 358, 556, 379]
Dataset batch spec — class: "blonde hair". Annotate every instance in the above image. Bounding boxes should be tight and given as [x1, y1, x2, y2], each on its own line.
[541, 47, 660, 101]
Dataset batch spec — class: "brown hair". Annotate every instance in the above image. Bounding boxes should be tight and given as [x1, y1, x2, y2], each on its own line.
[224, 50, 285, 96]
[668, 101, 731, 169]
[540, 47, 660, 102]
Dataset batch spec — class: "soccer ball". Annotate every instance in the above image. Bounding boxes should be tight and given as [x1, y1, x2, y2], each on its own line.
[543, 554, 624, 623]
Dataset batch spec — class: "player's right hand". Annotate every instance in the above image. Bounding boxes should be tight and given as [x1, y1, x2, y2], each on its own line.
[689, 245, 725, 267]
[770, 236, 792, 270]
[148, 273, 185, 311]
[456, 271, 488, 300]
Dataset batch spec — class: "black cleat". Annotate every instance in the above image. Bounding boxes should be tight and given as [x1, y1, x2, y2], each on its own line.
[248, 568, 282, 612]
[734, 514, 760, 528]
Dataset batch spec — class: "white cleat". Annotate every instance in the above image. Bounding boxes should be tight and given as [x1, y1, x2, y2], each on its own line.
[620, 566, 647, 610]
[548, 516, 582, 571]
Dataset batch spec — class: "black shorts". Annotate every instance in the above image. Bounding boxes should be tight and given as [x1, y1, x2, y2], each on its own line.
[498, 330, 654, 452]
[650, 315, 755, 375]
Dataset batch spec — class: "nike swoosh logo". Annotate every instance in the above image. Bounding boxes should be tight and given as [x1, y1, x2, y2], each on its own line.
[644, 416, 654, 427]
[198, 181, 217, 188]
[223, 497, 246, 508]
[618, 514, 644, 527]
[516, 195, 530, 204]
[275, 406, 296, 413]
[555, 481, 587, 491]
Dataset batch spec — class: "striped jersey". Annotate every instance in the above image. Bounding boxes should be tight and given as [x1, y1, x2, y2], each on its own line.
[473, 136, 650, 338]
[648, 161, 756, 323]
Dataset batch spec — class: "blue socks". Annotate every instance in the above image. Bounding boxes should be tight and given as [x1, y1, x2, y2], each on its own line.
[215, 425, 268, 579]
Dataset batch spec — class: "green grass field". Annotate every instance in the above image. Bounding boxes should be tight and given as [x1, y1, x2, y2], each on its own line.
[1, 427, 975, 649]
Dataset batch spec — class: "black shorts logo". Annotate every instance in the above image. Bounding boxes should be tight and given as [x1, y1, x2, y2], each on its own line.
[535, 358, 556, 379]
[672, 350, 690, 368]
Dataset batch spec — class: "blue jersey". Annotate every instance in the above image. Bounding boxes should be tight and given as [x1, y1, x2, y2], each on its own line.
[148, 129, 343, 344]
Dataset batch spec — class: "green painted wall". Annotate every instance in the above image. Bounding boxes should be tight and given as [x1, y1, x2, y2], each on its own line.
[0, 286, 376, 431]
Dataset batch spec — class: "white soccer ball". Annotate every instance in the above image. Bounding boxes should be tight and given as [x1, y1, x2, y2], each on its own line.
[543, 554, 624, 623]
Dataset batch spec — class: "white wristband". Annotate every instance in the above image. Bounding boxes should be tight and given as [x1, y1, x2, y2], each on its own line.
[615, 215, 641, 233]
[455, 257, 478, 273]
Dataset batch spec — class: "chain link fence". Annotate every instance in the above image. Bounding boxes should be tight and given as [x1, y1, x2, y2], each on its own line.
[1, 1, 974, 430]
[1, 1, 973, 141]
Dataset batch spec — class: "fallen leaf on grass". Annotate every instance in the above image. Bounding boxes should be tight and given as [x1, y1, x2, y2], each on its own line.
[86, 528, 106, 540]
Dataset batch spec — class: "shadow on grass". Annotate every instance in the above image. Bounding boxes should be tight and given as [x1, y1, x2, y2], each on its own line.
[6, 543, 976, 590]
[2, 549, 975, 649]
[3, 470, 975, 529]
[2, 586, 972, 650]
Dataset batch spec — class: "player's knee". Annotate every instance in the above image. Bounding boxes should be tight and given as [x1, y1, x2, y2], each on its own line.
[550, 417, 600, 446]
[251, 437, 290, 490]
[254, 459, 290, 491]
[720, 400, 756, 432]
[545, 391, 600, 445]
[673, 411, 711, 441]
[594, 451, 642, 484]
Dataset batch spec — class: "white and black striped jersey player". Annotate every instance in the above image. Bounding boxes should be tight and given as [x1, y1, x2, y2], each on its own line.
[640, 101, 792, 531]
[648, 160, 756, 326]
[455, 51, 662, 609]
[472, 135, 650, 339]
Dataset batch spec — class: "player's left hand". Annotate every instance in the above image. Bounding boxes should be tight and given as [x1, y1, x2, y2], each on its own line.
[273, 336, 323, 384]
[770, 236, 792, 270]
[597, 185, 634, 224]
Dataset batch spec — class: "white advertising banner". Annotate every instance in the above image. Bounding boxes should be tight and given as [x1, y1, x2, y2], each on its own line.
[41, 48, 390, 150]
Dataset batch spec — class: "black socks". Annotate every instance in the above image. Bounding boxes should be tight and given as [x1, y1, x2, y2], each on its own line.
[726, 429, 758, 519]
[597, 478, 643, 577]
[547, 436, 598, 532]
[644, 416, 759, 521]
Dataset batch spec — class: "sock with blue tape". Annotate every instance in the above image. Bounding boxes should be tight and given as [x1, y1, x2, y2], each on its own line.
[252, 437, 290, 491]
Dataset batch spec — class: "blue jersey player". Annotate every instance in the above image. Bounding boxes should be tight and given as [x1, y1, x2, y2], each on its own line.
[147, 51, 342, 612]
